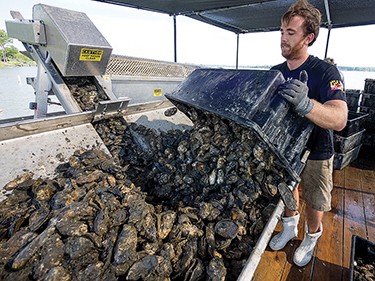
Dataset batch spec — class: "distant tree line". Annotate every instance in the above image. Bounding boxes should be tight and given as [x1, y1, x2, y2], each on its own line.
[0, 29, 34, 65]
[0, 29, 13, 62]
[338, 66, 375, 72]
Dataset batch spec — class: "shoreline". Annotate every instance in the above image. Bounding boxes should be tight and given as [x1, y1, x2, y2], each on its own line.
[0, 63, 36, 67]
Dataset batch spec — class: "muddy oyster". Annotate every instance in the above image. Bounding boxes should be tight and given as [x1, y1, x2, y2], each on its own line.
[0, 97, 293, 280]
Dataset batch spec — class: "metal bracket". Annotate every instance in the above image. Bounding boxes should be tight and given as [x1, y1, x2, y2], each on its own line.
[93, 98, 131, 122]
[10, 10, 25, 20]
[6, 17, 46, 45]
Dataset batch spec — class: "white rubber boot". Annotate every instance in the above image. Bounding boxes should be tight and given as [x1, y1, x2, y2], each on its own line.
[269, 213, 300, 251]
[293, 223, 323, 267]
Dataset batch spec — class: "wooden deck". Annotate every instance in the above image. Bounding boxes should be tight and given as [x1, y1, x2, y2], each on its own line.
[253, 150, 375, 281]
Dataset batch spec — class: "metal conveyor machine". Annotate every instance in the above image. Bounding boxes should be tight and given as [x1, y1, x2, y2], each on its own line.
[5, 3, 129, 119]
[1, 3, 188, 195]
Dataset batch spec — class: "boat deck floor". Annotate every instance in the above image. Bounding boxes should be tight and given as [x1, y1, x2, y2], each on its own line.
[253, 148, 375, 281]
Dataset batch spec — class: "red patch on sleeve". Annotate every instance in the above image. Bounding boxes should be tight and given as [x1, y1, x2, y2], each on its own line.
[330, 80, 344, 91]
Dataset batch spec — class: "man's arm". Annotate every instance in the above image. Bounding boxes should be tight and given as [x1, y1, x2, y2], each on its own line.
[305, 99, 348, 131]
[278, 70, 348, 131]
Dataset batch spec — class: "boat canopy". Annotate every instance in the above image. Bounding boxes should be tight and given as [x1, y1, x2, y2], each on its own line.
[92, 0, 375, 34]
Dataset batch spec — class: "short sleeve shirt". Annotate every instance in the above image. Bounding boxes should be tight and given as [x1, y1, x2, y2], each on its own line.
[271, 55, 346, 160]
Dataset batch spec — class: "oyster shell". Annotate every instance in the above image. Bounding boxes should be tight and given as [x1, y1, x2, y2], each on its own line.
[0, 99, 295, 280]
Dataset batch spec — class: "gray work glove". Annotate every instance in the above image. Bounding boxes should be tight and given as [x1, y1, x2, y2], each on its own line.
[279, 70, 313, 116]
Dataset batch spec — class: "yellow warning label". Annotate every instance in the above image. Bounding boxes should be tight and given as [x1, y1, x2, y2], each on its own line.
[79, 48, 103, 61]
[153, 88, 162, 97]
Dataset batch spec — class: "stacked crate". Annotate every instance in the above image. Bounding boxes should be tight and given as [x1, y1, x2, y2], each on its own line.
[334, 113, 367, 170]
[345, 89, 362, 112]
[333, 88, 368, 170]
[359, 78, 375, 146]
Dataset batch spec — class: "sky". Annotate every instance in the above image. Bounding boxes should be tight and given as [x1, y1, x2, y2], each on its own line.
[1, 0, 375, 68]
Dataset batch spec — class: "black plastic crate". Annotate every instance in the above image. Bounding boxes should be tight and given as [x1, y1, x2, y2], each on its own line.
[362, 132, 375, 146]
[350, 235, 375, 281]
[363, 120, 375, 134]
[364, 78, 375, 95]
[335, 111, 369, 137]
[359, 107, 375, 134]
[166, 69, 313, 182]
[360, 93, 375, 108]
[334, 144, 361, 170]
[345, 89, 361, 112]
[334, 129, 365, 154]
[359, 106, 375, 118]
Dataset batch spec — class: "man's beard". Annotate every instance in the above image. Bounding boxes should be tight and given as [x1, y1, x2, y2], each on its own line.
[281, 38, 306, 60]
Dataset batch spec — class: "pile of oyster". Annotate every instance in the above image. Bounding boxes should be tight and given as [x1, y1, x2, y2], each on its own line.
[65, 77, 109, 111]
[353, 256, 375, 281]
[0, 105, 288, 280]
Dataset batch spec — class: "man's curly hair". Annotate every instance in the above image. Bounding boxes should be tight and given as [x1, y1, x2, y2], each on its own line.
[282, 0, 322, 46]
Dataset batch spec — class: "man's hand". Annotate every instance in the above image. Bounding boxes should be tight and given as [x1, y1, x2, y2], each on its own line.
[279, 70, 313, 116]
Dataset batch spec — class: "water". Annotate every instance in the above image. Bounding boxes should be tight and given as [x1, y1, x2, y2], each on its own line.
[0, 67, 375, 120]
[0, 67, 63, 120]
[341, 70, 375, 90]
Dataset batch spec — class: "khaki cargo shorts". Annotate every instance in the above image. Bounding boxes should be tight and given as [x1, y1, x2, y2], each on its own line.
[300, 156, 334, 212]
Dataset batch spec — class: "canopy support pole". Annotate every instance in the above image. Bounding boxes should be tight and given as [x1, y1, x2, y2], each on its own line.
[236, 33, 239, 69]
[323, 0, 332, 59]
[324, 26, 331, 59]
[173, 14, 177, 62]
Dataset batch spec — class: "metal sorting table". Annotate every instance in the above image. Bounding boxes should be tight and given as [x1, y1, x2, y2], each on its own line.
[0, 102, 283, 280]
[0, 69, 314, 280]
